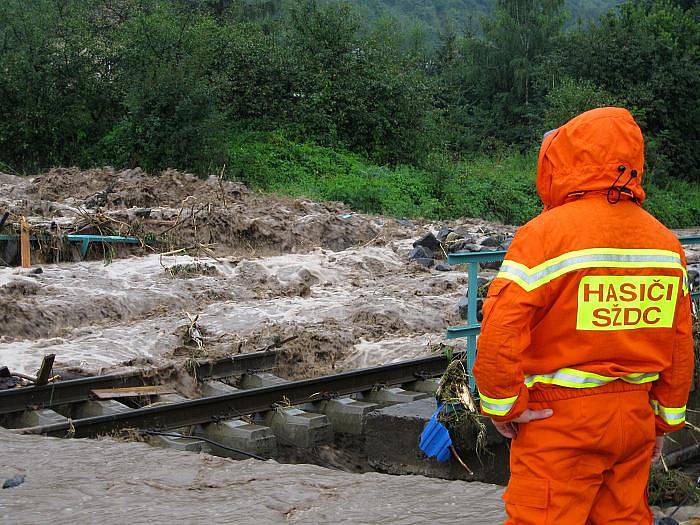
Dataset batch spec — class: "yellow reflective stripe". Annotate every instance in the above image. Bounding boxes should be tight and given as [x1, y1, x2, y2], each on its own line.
[497, 248, 687, 293]
[509, 248, 682, 276]
[479, 393, 518, 404]
[500, 262, 687, 292]
[651, 400, 686, 426]
[524, 368, 659, 389]
[624, 372, 661, 384]
[479, 393, 518, 417]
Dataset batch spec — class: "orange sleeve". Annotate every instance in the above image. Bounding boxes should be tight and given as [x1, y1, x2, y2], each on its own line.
[472, 223, 548, 422]
[649, 262, 695, 435]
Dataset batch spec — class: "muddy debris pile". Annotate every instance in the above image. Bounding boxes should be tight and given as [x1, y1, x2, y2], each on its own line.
[0, 167, 416, 265]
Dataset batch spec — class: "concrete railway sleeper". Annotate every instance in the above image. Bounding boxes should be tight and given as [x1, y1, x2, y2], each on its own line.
[13, 354, 450, 438]
[1, 354, 501, 480]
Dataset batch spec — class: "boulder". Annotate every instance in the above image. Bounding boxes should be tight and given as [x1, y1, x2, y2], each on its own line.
[448, 240, 481, 254]
[436, 227, 453, 243]
[478, 246, 503, 270]
[458, 296, 484, 321]
[409, 246, 434, 261]
[413, 232, 441, 252]
[444, 232, 460, 244]
[413, 258, 434, 269]
[480, 235, 505, 247]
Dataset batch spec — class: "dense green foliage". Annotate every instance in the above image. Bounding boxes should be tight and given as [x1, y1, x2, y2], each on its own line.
[337, 0, 622, 45]
[228, 130, 699, 227]
[0, 0, 697, 227]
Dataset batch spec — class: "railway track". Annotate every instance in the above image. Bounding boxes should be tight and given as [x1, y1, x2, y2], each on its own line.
[0, 349, 280, 416]
[1, 352, 452, 440]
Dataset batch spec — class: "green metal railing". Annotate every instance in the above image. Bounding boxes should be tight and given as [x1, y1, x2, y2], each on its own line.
[0, 234, 140, 258]
[446, 235, 700, 395]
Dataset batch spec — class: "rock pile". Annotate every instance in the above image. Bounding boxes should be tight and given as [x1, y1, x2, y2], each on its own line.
[408, 227, 513, 272]
[408, 226, 515, 322]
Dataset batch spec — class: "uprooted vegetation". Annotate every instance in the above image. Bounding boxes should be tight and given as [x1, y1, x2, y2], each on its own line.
[649, 466, 700, 508]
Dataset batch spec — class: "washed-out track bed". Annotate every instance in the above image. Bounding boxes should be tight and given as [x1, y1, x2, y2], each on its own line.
[0, 351, 453, 472]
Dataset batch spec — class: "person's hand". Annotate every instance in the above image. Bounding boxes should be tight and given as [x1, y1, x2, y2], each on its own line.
[493, 408, 554, 439]
[652, 435, 665, 463]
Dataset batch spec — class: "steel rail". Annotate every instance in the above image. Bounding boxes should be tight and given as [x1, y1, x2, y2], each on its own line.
[0, 350, 279, 415]
[19, 353, 451, 438]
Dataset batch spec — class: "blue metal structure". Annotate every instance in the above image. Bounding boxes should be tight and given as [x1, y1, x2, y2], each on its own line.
[446, 235, 700, 396]
[418, 403, 453, 462]
[0, 233, 140, 258]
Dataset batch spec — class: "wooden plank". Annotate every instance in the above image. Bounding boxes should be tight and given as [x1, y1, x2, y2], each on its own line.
[91, 385, 175, 399]
[20, 216, 30, 268]
[35, 354, 55, 386]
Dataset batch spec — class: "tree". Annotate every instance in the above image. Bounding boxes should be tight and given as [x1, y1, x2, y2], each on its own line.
[436, 0, 565, 152]
[99, 1, 228, 171]
[558, 0, 700, 180]
[0, 0, 117, 172]
[281, 0, 435, 163]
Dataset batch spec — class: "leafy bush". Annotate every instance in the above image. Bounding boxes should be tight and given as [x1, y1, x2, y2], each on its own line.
[226, 131, 444, 217]
[226, 131, 699, 227]
[442, 153, 543, 224]
[645, 178, 700, 229]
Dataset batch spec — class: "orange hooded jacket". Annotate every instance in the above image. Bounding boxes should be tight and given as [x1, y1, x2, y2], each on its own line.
[472, 107, 694, 435]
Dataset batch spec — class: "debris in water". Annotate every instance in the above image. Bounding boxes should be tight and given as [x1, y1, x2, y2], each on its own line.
[165, 262, 218, 279]
[2, 474, 25, 489]
[184, 313, 205, 351]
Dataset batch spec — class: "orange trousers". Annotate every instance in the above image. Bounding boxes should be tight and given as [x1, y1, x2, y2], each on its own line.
[504, 387, 656, 525]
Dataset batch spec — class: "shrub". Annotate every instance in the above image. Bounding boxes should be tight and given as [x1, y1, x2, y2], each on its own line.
[227, 131, 699, 228]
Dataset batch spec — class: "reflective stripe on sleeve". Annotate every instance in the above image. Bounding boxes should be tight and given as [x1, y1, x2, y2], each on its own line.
[651, 400, 686, 426]
[524, 368, 659, 389]
[497, 248, 687, 292]
[479, 393, 518, 417]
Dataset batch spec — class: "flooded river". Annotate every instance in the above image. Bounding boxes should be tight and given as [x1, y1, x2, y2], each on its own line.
[0, 429, 506, 524]
[0, 245, 469, 378]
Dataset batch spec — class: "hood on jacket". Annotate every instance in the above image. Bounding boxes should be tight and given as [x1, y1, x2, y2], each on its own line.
[537, 107, 645, 210]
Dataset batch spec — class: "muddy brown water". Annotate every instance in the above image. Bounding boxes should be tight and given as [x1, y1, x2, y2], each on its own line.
[0, 429, 506, 524]
[0, 244, 474, 378]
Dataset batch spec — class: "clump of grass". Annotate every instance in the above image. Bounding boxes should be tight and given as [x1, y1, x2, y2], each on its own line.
[649, 466, 700, 507]
[436, 359, 489, 461]
[166, 262, 218, 279]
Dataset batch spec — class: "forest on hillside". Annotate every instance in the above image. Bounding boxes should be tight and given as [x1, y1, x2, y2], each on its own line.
[0, 0, 698, 226]
[332, 0, 624, 42]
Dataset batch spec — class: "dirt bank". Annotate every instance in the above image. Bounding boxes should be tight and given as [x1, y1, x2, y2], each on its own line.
[1, 167, 413, 258]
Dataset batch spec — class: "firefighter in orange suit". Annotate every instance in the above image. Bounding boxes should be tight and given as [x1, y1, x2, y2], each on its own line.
[472, 107, 694, 524]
